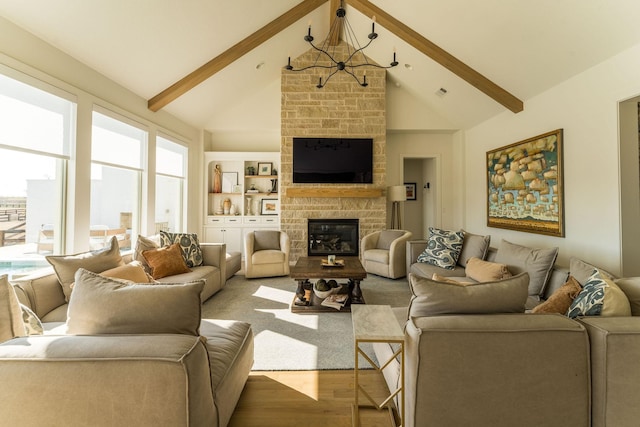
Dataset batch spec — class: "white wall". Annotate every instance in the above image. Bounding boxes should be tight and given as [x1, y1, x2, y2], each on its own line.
[463, 42, 640, 274]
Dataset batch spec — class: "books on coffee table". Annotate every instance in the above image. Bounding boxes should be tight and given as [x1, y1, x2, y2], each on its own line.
[321, 293, 349, 310]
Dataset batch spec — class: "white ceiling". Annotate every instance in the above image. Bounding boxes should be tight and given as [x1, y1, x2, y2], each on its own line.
[2, 0, 640, 132]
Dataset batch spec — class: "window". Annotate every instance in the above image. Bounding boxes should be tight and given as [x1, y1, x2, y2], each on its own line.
[0, 71, 74, 277]
[155, 135, 187, 233]
[90, 110, 146, 251]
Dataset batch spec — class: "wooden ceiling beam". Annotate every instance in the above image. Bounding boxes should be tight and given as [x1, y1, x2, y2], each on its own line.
[148, 0, 329, 112]
[347, 0, 523, 113]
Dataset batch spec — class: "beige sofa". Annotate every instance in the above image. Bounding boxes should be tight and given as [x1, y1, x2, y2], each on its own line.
[374, 238, 640, 427]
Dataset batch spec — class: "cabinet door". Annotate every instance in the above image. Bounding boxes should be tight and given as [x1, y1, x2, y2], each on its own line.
[204, 227, 225, 243]
[223, 228, 243, 253]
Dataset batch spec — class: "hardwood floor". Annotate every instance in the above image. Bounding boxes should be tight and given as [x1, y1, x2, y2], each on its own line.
[229, 370, 398, 427]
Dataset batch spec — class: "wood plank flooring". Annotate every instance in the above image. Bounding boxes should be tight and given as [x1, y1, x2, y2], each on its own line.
[229, 370, 397, 427]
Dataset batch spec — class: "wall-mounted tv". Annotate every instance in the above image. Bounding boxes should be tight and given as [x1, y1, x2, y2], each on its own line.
[292, 137, 373, 184]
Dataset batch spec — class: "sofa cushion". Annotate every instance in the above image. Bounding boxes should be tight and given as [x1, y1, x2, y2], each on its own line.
[0, 275, 26, 342]
[465, 257, 512, 282]
[569, 257, 615, 286]
[253, 230, 281, 251]
[407, 272, 529, 317]
[494, 239, 558, 297]
[46, 236, 123, 301]
[67, 268, 203, 335]
[134, 234, 160, 273]
[142, 243, 191, 279]
[532, 275, 582, 314]
[416, 227, 465, 270]
[100, 262, 152, 283]
[458, 230, 491, 267]
[431, 273, 473, 286]
[614, 277, 640, 316]
[376, 230, 405, 250]
[160, 231, 203, 268]
[567, 270, 631, 318]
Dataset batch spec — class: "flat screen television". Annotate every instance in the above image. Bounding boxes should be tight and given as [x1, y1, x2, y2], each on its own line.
[292, 137, 373, 183]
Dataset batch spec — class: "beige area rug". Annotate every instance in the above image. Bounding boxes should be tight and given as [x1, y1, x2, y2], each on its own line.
[201, 273, 411, 371]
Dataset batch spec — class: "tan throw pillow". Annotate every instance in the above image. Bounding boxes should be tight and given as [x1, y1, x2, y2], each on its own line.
[465, 257, 512, 282]
[46, 236, 124, 301]
[100, 262, 151, 284]
[407, 272, 529, 317]
[67, 268, 203, 336]
[0, 274, 26, 342]
[142, 243, 191, 279]
[532, 276, 582, 314]
[615, 277, 640, 316]
[134, 234, 160, 274]
[431, 273, 474, 286]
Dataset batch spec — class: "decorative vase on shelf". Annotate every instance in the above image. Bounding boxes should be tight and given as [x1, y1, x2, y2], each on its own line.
[246, 197, 252, 215]
[214, 200, 223, 215]
[223, 198, 231, 215]
[230, 204, 237, 215]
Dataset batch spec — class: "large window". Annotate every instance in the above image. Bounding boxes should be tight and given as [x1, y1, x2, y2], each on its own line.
[0, 71, 74, 276]
[155, 135, 187, 233]
[90, 110, 146, 251]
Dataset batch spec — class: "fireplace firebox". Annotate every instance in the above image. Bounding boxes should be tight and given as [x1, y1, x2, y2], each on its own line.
[308, 219, 359, 257]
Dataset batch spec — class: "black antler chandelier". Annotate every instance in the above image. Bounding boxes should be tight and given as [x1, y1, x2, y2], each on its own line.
[284, 0, 398, 88]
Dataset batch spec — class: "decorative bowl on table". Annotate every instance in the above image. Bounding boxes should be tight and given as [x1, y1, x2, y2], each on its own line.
[313, 279, 334, 299]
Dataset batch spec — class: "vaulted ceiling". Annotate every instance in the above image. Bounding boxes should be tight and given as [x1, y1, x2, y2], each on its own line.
[2, 0, 640, 133]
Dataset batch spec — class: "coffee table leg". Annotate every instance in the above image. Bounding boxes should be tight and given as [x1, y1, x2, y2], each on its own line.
[350, 279, 364, 304]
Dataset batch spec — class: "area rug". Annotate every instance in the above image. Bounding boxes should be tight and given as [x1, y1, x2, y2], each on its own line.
[201, 273, 411, 371]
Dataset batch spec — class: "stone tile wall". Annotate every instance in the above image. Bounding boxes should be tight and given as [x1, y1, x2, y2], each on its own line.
[281, 42, 387, 261]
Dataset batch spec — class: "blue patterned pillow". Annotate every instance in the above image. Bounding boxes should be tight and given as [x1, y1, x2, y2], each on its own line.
[160, 231, 203, 268]
[417, 228, 465, 270]
[567, 269, 631, 318]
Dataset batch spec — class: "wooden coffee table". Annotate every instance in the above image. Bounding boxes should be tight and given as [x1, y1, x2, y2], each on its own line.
[290, 256, 367, 313]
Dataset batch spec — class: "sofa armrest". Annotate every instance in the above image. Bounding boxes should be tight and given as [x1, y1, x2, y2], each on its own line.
[406, 240, 428, 274]
[360, 231, 380, 256]
[201, 243, 226, 282]
[388, 232, 412, 279]
[11, 267, 65, 320]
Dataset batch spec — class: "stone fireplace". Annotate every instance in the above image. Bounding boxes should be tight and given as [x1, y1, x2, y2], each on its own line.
[280, 41, 387, 261]
[308, 219, 359, 257]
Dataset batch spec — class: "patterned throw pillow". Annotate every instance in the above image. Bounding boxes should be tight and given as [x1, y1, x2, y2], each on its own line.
[160, 231, 203, 268]
[20, 304, 43, 335]
[416, 227, 465, 270]
[567, 270, 631, 318]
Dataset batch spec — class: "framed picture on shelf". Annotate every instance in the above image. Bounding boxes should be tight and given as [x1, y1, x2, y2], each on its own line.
[221, 172, 237, 193]
[260, 198, 279, 215]
[232, 184, 242, 194]
[258, 162, 273, 176]
[404, 183, 417, 200]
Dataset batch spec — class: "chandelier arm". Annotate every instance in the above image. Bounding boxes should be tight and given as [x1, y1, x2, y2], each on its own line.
[342, 68, 365, 85]
[343, 38, 374, 66]
[291, 64, 340, 72]
[307, 41, 341, 65]
[321, 68, 340, 87]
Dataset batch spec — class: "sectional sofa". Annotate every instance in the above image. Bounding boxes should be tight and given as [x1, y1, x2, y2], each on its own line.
[373, 233, 640, 427]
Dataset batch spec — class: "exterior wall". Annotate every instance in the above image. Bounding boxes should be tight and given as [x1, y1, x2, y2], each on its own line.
[280, 42, 387, 261]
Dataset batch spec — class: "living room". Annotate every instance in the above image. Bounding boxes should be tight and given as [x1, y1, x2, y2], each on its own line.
[2, 1, 640, 426]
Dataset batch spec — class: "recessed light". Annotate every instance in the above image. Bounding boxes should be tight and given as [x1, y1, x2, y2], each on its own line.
[436, 87, 448, 97]
[255, 62, 265, 70]
[404, 63, 413, 70]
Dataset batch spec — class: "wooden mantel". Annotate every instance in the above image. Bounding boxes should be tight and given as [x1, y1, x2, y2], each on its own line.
[285, 188, 384, 198]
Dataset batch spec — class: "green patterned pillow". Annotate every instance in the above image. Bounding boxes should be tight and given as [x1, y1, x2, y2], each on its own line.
[567, 270, 631, 318]
[417, 227, 465, 270]
[160, 231, 203, 268]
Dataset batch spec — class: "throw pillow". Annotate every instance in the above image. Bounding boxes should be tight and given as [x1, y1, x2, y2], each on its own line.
[494, 239, 558, 297]
[142, 243, 191, 279]
[67, 268, 203, 336]
[99, 262, 152, 284]
[431, 273, 474, 286]
[20, 304, 44, 335]
[416, 227, 465, 270]
[614, 277, 640, 316]
[457, 230, 491, 267]
[567, 270, 631, 318]
[134, 234, 160, 273]
[532, 276, 582, 314]
[46, 236, 123, 302]
[160, 231, 203, 268]
[465, 257, 512, 282]
[0, 274, 26, 342]
[376, 230, 406, 250]
[569, 257, 616, 286]
[253, 230, 281, 251]
[407, 272, 529, 317]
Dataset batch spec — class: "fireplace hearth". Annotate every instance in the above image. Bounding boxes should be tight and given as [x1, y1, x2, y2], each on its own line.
[308, 219, 359, 257]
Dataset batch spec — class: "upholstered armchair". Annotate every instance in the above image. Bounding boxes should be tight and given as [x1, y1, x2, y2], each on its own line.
[244, 230, 290, 279]
[361, 229, 413, 279]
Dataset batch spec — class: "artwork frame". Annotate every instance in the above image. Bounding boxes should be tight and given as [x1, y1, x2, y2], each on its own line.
[221, 172, 238, 193]
[486, 129, 565, 237]
[404, 183, 417, 201]
[260, 198, 279, 215]
[258, 162, 273, 176]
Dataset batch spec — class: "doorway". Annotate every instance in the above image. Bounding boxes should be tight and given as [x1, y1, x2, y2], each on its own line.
[403, 157, 438, 240]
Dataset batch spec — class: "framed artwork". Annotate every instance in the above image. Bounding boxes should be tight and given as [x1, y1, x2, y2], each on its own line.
[221, 172, 237, 193]
[258, 162, 273, 176]
[260, 198, 279, 215]
[486, 129, 564, 237]
[404, 183, 417, 200]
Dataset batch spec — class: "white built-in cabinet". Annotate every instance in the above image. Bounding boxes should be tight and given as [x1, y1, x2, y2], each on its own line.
[203, 152, 280, 255]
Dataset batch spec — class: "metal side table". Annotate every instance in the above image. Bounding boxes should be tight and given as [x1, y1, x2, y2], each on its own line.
[351, 305, 404, 427]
